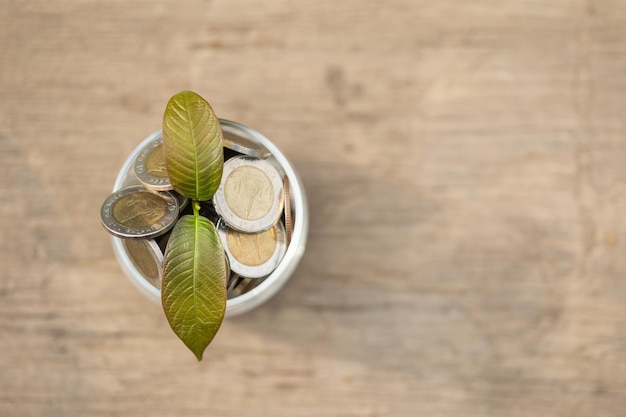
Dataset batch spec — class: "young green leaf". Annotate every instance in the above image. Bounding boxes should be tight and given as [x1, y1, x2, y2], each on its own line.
[162, 90, 224, 201]
[161, 214, 228, 360]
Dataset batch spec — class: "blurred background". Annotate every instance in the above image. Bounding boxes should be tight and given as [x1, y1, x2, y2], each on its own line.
[2, 1, 626, 416]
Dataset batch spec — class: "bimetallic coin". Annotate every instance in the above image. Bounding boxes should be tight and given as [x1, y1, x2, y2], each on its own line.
[213, 156, 284, 233]
[134, 136, 173, 191]
[283, 176, 292, 244]
[218, 220, 287, 279]
[123, 238, 163, 288]
[223, 130, 271, 159]
[101, 185, 179, 239]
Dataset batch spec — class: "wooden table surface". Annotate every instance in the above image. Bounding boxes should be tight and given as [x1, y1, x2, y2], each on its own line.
[3, 1, 626, 416]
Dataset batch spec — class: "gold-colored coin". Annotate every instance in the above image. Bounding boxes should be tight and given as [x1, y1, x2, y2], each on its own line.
[226, 227, 277, 267]
[101, 186, 179, 239]
[213, 156, 284, 233]
[224, 165, 274, 221]
[218, 220, 287, 278]
[113, 192, 168, 228]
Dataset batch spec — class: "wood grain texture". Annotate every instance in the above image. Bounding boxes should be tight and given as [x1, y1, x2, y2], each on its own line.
[2, 0, 626, 416]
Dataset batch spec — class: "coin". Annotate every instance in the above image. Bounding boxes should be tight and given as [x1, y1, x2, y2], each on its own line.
[283, 176, 292, 244]
[218, 220, 287, 279]
[122, 238, 163, 288]
[101, 185, 179, 239]
[223, 129, 271, 159]
[213, 156, 284, 233]
[134, 136, 173, 191]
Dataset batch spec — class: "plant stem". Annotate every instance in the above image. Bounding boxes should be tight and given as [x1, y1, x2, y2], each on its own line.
[192, 200, 200, 218]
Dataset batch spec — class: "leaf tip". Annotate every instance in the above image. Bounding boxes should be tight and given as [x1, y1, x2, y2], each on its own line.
[193, 347, 204, 361]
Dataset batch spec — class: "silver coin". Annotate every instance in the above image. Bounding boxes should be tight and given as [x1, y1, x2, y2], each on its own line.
[101, 185, 179, 239]
[213, 156, 284, 233]
[134, 135, 173, 191]
[218, 220, 287, 279]
[122, 238, 163, 288]
[223, 129, 270, 159]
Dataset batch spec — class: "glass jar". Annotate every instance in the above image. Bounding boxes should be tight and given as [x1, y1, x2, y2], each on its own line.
[110, 120, 308, 317]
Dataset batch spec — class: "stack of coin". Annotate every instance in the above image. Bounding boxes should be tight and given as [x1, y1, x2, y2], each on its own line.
[213, 156, 288, 280]
[101, 132, 294, 298]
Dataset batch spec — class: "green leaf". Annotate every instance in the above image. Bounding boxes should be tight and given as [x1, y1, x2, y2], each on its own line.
[161, 214, 228, 360]
[162, 90, 224, 201]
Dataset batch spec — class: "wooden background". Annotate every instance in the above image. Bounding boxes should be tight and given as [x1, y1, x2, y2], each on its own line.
[2, 1, 626, 416]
